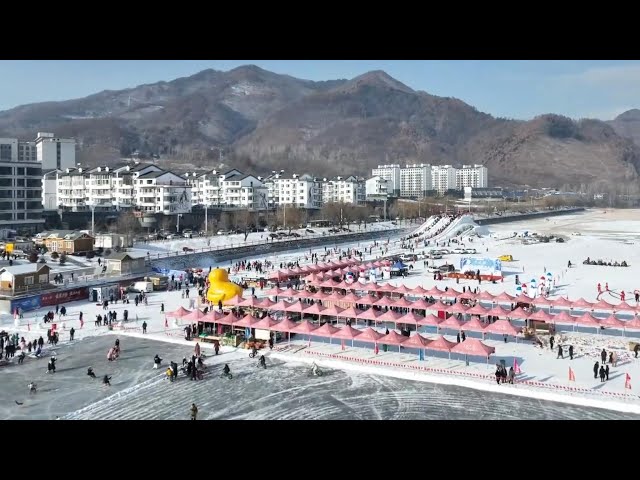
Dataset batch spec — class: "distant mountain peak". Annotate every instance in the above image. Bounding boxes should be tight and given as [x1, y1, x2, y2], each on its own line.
[614, 109, 640, 121]
[333, 70, 414, 94]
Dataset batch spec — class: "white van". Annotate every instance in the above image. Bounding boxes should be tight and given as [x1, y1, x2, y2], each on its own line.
[130, 281, 153, 293]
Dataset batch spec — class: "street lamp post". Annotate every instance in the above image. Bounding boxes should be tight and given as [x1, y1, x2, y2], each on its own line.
[177, 214, 182, 233]
[204, 202, 208, 235]
[87, 201, 95, 236]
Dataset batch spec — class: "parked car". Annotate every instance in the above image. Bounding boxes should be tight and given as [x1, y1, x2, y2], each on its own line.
[452, 248, 466, 254]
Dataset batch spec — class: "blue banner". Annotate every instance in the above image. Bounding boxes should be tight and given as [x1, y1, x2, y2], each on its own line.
[11, 295, 41, 313]
[459, 257, 502, 276]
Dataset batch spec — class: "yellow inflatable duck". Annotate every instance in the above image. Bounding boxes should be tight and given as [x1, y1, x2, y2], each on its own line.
[206, 268, 243, 305]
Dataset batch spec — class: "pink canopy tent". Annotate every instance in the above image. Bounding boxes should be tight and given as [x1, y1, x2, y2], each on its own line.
[225, 295, 244, 307]
[527, 309, 554, 323]
[313, 323, 339, 343]
[451, 338, 495, 363]
[373, 296, 397, 308]
[417, 314, 443, 327]
[355, 295, 378, 306]
[292, 290, 313, 299]
[284, 302, 308, 314]
[258, 298, 275, 308]
[591, 299, 616, 311]
[289, 266, 304, 275]
[484, 319, 521, 337]
[513, 293, 535, 305]
[425, 335, 457, 357]
[298, 265, 313, 274]
[319, 305, 346, 318]
[322, 291, 346, 303]
[265, 286, 283, 296]
[357, 308, 382, 321]
[456, 291, 477, 301]
[234, 314, 260, 328]
[466, 304, 489, 316]
[393, 297, 415, 309]
[291, 320, 318, 345]
[570, 298, 594, 310]
[379, 330, 407, 352]
[552, 311, 578, 325]
[574, 312, 600, 329]
[215, 313, 237, 326]
[165, 306, 191, 318]
[339, 306, 365, 319]
[356, 327, 384, 343]
[376, 310, 401, 324]
[476, 291, 496, 302]
[425, 286, 445, 296]
[331, 325, 362, 347]
[333, 281, 353, 291]
[238, 297, 263, 308]
[303, 274, 318, 283]
[199, 310, 223, 324]
[623, 317, 640, 330]
[303, 303, 327, 315]
[550, 296, 572, 308]
[402, 332, 431, 358]
[485, 305, 510, 318]
[268, 270, 291, 281]
[270, 318, 299, 333]
[183, 309, 207, 321]
[393, 284, 414, 295]
[460, 317, 485, 333]
[396, 311, 424, 326]
[341, 293, 364, 304]
[377, 284, 397, 293]
[613, 301, 637, 312]
[310, 292, 330, 301]
[410, 286, 430, 296]
[492, 292, 516, 303]
[439, 316, 463, 330]
[507, 307, 530, 319]
[447, 303, 469, 315]
[269, 300, 292, 312]
[253, 315, 279, 330]
[409, 299, 432, 311]
[427, 301, 450, 313]
[532, 296, 553, 307]
[278, 288, 300, 298]
[600, 314, 625, 329]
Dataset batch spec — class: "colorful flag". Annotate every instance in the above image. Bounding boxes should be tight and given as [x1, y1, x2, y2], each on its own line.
[626, 373, 632, 390]
[569, 367, 575, 382]
[374, 343, 379, 355]
[514, 358, 521, 374]
[341, 339, 345, 351]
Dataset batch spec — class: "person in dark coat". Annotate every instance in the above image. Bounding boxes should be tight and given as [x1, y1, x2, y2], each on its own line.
[599, 366, 606, 382]
[601, 348, 607, 364]
[161, 303, 165, 313]
[456, 333, 461, 343]
[557, 344, 563, 359]
[69, 327, 75, 341]
[593, 361, 599, 379]
[605, 364, 610, 380]
[549, 336, 555, 350]
[635, 344, 640, 358]
[142, 321, 147, 334]
[568, 345, 574, 360]
[38, 336, 44, 349]
[461, 331, 466, 342]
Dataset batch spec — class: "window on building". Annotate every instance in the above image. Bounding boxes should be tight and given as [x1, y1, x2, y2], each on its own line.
[24, 276, 34, 286]
[39, 274, 48, 284]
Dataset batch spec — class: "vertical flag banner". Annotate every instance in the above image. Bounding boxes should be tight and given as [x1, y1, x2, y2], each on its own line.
[569, 367, 575, 382]
[626, 373, 632, 390]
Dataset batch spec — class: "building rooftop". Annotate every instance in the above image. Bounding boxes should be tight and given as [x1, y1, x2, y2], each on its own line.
[0, 263, 49, 276]
[36, 230, 93, 241]
[105, 252, 146, 261]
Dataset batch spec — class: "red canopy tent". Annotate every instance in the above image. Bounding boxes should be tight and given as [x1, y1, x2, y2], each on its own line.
[485, 305, 510, 318]
[165, 306, 191, 318]
[439, 316, 463, 330]
[298, 265, 313, 274]
[339, 306, 365, 319]
[507, 307, 530, 319]
[460, 317, 485, 333]
[456, 291, 477, 301]
[447, 303, 469, 315]
[270, 318, 299, 332]
[199, 310, 223, 324]
[466, 304, 489, 316]
[234, 314, 260, 328]
[484, 319, 521, 337]
[238, 297, 262, 308]
[357, 308, 382, 321]
[393, 284, 414, 295]
[355, 295, 378, 306]
[513, 294, 535, 305]
[410, 286, 430, 296]
[341, 293, 364, 304]
[269, 300, 292, 312]
[376, 310, 401, 324]
[393, 297, 415, 309]
[303, 303, 326, 315]
[623, 317, 640, 330]
[285, 302, 308, 314]
[425, 286, 445, 296]
[313, 323, 339, 343]
[373, 296, 397, 308]
[396, 311, 424, 326]
[532, 296, 553, 307]
[319, 305, 346, 318]
[591, 299, 616, 311]
[407, 299, 431, 311]
[492, 292, 516, 303]
[292, 290, 314, 299]
[225, 295, 244, 307]
[570, 298, 594, 310]
[183, 309, 207, 321]
[258, 298, 275, 308]
[279, 288, 300, 298]
[331, 325, 362, 341]
[355, 327, 384, 343]
[291, 320, 318, 341]
[377, 284, 397, 293]
[402, 333, 431, 354]
[379, 331, 407, 352]
[417, 314, 444, 327]
[476, 291, 496, 302]
[253, 315, 279, 330]
[574, 312, 600, 329]
[220, 312, 240, 325]
[613, 301, 637, 313]
[552, 311, 578, 325]
[527, 309, 554, 323]
[550, 296, 572, 308]
[427, 301, 450, 313]
[310, 292, 330, 301]
[425, 335, 457, 358]
[600, 314, 625, 329]
[451, 338, 495, 362]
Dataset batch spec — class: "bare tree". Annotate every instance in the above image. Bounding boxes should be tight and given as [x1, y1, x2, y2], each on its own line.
[111, 211, 142, 246]
[219, 212, 233, 231]
[235, 210, 255, 241]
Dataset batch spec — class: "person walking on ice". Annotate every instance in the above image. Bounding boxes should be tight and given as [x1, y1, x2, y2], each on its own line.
[557, 345, 563, 359]
[190, 403, 198, 420]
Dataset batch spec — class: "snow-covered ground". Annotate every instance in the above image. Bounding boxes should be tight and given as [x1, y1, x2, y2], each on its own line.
[3, 208, 640, 418]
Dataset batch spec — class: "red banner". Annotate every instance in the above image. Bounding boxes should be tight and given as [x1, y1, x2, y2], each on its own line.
[40, 287, 89, 307]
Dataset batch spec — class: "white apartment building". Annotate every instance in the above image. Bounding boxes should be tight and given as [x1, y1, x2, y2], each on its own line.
[263, 173, 322, 209]
[321, 176, 365, 205]
[134, 171, 192, 215]
[456, 164, 488, 189]
[365, 176, 388, 198]
[0, 138, 44, 233]
[372, 164, 401, 197]
[431, 165, 458, 194]
[400, 163, 432, 198]
[35, 132, 76, 171]
[42, 170, 60, 210]
[184, 169, 268, 210]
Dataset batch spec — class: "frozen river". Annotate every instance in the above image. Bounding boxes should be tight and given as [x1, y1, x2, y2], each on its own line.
[0, 336, 636, 420]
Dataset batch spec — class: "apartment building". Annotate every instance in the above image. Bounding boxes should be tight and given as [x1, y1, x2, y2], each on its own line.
[321, 176, 365, 205]
[263, 173, 322, 209]
[431, 165, 458, 194]
[371, 164, 401, 197]
[365, 176, 388, 199]
[134, 171, 192, 214]
[184, 169, 268, 210]
[456, 164, 488, 189]
[0, 138, 44, 233]
[400, 163, 432, 197]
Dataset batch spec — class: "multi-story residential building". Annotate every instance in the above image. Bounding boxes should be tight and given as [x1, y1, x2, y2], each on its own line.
[42, 169, 60, 210]
[184, 169, 268, 210]
[134, 171, 192, 214]
[263, 173, 322, 209]
[321, 176, 365, 205]
[400, 163, 432, 198]
[456, 164, 488, 189]
[372, 164, 401, 197]
[0, 138, 44, 233]
[35, 132, 76, 171]
[431, 165, 458, 195]
[365, 176, 388, 199]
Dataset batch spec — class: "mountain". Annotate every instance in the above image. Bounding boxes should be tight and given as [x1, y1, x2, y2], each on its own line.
[1, 65, 639, 189]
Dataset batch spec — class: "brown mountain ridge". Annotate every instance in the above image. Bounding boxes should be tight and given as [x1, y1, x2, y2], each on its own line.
[1, 65, 639, 190]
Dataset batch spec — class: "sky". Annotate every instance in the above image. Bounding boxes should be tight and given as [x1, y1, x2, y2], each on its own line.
[0, 60, 638, 120]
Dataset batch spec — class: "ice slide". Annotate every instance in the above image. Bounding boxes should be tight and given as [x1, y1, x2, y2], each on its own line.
[411, 215, 439, 237]
[429, 215, 478, 243]
[418, 215, 453, 240]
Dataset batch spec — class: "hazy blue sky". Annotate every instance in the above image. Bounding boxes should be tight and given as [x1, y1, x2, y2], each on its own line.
[0, 60, 638, 120]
